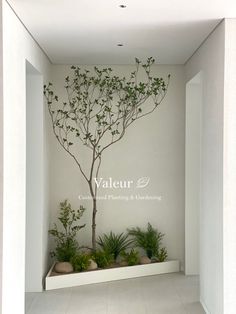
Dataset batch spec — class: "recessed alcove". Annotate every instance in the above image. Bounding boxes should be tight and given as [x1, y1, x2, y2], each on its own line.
[1, 1, 236, 314]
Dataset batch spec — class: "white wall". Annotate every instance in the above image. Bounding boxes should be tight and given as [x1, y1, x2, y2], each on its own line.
[0, 2, 3, 314]
[223, 18, 236, 314]
[25, 62, 44, 292]
[185, 73, 202, 275]
[185, 21, 225, 314]
[2, 1, 51, 313]
[48, 64, 185, 267]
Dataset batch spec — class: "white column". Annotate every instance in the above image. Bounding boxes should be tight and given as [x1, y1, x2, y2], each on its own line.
[185, 73, 202, 275]
[223, 18, 236, 314]
[25, 62, 44, 292]
[0, 1, 3, 313]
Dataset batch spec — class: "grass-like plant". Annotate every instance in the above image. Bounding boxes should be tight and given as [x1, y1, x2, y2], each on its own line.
[97, 232, 133, 260]
[157, 247, 168, 262]
[91, 250, 114, 268]
[128, 223, 165, 259]
[121, 249, 139, 266]
[49, 200, 86, 262]
[70, 254, 90, 272]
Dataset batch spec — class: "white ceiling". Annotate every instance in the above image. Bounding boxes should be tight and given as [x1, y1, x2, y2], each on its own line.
[7, 0, 236, 64]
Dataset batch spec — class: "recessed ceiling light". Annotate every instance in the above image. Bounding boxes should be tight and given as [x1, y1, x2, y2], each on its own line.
[117, 43, 124, 47]
[119, 5, 127, 8]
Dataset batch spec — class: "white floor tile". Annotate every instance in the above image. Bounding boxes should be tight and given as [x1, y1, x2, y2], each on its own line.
[66, 283, 108, 314]
[25, 293, 38, 313]
[27, 288, 71, 314]
[183, 301, 205, 314]
[25, 273, 205, 314]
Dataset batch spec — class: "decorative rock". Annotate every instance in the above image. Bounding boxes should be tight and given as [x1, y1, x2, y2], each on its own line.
[87, 259, 98, 270]
[54, 262, 73, 274]
[82, 248, 93, 255]
[140, 256, 151, 264]
[119, 260, 128, 267]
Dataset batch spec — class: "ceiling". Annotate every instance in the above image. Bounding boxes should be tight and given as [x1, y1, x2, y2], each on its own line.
[7, 0, 236, 64]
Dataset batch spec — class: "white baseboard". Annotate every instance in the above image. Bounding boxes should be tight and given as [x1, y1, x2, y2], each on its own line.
[45, 260, 180, 290]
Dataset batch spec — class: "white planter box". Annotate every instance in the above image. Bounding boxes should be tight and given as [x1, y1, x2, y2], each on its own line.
[45, 260, 180, 290]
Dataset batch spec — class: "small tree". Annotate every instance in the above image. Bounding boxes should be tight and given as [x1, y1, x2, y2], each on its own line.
[49, 200, 86, 261]
[44, 57, 170, 250]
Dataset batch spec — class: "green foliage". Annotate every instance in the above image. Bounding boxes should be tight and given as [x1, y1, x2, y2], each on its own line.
[44, 58, 170, 156]
[121, 249, 139, 266]
[157, 247, 168, 262]
[128, 223, 165, 259]
[49, 200, 86, 262]
[54, 238, 77, 262]
[92, 250, 114, 268]
[97, 232, 133, 260]
[70, 254, 91, 272]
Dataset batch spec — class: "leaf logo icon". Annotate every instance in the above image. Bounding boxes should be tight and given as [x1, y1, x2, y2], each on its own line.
[136, 177, 150, 188]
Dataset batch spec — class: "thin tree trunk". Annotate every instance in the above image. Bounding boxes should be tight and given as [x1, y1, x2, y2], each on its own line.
[92, 197, 97, 250]
[88, 180, 97, 250]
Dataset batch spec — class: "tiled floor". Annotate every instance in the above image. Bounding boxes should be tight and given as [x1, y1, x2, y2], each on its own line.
[25, 273, 205, 314]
